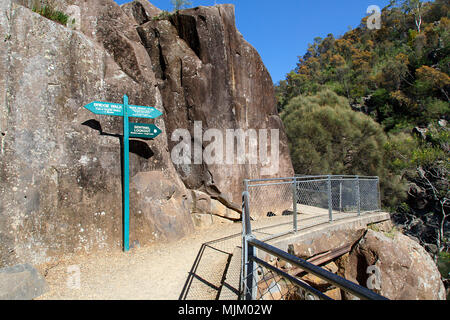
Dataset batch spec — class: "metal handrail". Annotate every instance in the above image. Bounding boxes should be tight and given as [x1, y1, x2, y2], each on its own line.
[295, 175, 379, 179]
[250, 256, 332, 300]
[241, 176, 387, 300]
[247, 237, 388, 300]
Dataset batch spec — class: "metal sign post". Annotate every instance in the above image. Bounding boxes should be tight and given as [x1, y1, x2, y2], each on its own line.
[84, 95, 162, 252]
[123, 95, 130, 252]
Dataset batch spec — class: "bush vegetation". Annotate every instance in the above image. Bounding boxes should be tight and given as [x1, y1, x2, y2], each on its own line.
[31, 0, 69, 26]
[277, 0, 449, 253]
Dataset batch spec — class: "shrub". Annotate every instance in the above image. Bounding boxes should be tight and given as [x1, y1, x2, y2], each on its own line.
[281, 89, 409, 208]
[152, 11, 172, 21]
[281, 89, 387, 176]
[32, 1, 69, 26]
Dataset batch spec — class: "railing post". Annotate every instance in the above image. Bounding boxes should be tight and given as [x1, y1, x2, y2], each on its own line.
[377, 177, 381, 211]
[292, 177, 298, 232]
[241, 180, 256, 300]
[327, 175, 333, 222]
[339, 178, 343, 213]
[356, 176, 361, 216]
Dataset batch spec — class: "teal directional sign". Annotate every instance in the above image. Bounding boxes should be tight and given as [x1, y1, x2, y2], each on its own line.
[83, 96, 163, 252]
[128, 104, 163, 119]
[129, 123, 162, 139]
[83, 101, 124, 117]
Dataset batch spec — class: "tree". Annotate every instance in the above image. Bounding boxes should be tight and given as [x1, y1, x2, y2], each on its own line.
[388, 124, 449, 257]
[401, 0, 425, 32]
[415, 165, 449, 253]
[416, 66, 450, 101]
[171, 0, 192, 11]
[281, 90, 387, 176]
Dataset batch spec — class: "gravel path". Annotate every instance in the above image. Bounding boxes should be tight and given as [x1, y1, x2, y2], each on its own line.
[35, 211, 375, 300]
[36, 222, 243, 300]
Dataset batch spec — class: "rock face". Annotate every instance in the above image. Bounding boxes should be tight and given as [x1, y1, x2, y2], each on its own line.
[0, 0, 293, 267]
[0, 264, 48, 300]
[135, 4, 294, 205]
[341, 230, 446, 300]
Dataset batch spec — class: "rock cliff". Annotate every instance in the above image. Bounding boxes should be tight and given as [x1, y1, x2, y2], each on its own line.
[0, 0, 293, 266]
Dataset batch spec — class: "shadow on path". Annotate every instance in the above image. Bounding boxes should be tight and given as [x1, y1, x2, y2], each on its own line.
[179, 233, 242, 300]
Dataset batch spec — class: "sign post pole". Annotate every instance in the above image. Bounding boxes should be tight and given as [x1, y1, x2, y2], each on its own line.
[123, 95, 130, 252]
[83, 96, 162, 253]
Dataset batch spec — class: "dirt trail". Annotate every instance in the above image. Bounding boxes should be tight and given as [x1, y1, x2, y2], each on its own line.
[36, 222, 243, 300]
[35, 214, 322, 300]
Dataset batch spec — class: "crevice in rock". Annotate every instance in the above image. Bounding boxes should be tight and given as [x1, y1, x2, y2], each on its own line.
[158, 40, 167, 80]
[170, 13, 201, 60]
[132, 2, 150, 25]
[180, 58, 183, 87]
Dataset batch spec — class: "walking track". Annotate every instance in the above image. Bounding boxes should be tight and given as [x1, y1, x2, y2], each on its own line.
[36, 209, 390, 300]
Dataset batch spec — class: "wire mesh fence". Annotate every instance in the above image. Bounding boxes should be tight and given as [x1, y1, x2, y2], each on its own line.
[247, 176, 380, 214]
[180, 176, 382, 301]
[359, 178, 381, 212]
[246, 178, 295, 219]
[244, 176, 381, 240]
[240, 191, 388, 301]
[240, 238, 387, 301]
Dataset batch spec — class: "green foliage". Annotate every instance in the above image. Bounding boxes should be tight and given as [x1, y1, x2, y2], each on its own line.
[281, 90, 410, 208]
[171, 0, 192, 11]
[32, 1, 69, 26]
[152, 10, 172, 21]
[411, 146, 447, 167]
[276, 0, 450, 212]
[275, 0, 450, 131]
[437, 251, 450, 279]
[281, 90, 384, 175]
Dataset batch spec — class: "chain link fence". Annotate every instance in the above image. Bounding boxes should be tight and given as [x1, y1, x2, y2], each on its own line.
[180, 176, 381, 300]
[244, 176, 381, 240]
[240, 191, 388, 301]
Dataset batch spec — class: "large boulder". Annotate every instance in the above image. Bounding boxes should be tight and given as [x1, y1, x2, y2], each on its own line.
[121, 0, 162, 25]
[136, 5, 294, 210]
[341, 230, 446, 300]
[289, 228, 367, 259]
[0, 0, 293, 266]
[0, 1, 193, 266]
[0, 264, 48, 300]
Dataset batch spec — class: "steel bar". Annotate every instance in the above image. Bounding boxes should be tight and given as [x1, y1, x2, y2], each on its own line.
[248, 237, 388, 300]
[248, 181, 296, 188]
[292, 178, 298, 232]
[250, 256, 332, 300]
[327, 175, 333, 222]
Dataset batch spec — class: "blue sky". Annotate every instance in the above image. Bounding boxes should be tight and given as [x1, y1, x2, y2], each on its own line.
[115, 0, 392, 83]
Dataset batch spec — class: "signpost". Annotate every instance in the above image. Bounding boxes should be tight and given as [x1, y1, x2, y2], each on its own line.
[83, 95, 162, 252]
[129, 123, 162, 139]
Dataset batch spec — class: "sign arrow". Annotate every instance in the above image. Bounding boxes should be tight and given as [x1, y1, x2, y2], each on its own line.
[129, 123, 162, 139]
[83, 101, 124, 117]
[127, 105, 163, 119]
